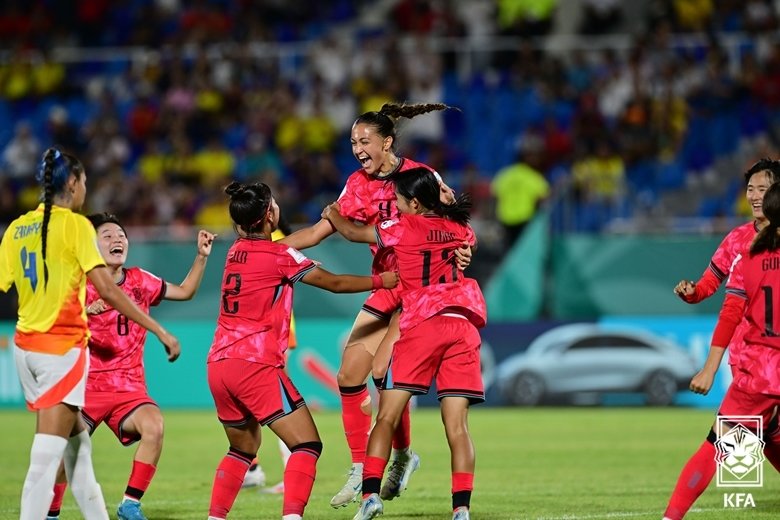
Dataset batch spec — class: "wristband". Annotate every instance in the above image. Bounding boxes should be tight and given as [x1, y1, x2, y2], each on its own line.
[371, 274, 383, 290]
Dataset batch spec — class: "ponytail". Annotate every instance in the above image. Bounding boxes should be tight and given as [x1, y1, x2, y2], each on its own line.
[434, 193, 472, 225]
[390, 166, 471, 225]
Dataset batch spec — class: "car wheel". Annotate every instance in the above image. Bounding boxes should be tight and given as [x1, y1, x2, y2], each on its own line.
[644, 370, 677, 406]
[507, 372, 545, 406]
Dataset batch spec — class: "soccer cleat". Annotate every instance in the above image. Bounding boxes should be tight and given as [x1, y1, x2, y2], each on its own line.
[241, 465, 267, 488]
[45, 516, 59, 520]
[452, 506, 470, 520]
[352, 493, 383, 520]
[261, 481, 285, 494]
[117, 499, 148, 520]
[330, 463, 363, 508]
[380, 451, 420, 500]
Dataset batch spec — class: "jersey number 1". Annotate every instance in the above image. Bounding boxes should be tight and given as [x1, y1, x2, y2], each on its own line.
[762, 286, 779, 337]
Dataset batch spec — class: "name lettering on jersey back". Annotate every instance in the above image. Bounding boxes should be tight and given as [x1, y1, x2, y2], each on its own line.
[13, 223, 42, 239]
[427, 230, 455, 243]
[228, 251, 248, 264]
[762, 258, 780, 271]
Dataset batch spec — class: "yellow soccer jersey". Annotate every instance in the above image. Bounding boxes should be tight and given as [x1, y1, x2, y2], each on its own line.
[0, 204, 105, 354]
[271, 228, 297, 348]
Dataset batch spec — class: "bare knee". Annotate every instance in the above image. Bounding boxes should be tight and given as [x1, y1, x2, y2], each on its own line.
[140, 416, 165, 447]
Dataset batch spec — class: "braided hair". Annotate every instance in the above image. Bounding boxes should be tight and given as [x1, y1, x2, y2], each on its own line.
[225, 181, 272, 235]
[35, 147, 84, 289]
[353, 102, 455, 151]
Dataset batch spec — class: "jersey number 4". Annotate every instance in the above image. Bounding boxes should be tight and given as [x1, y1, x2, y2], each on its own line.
[20, 247, 38, 291]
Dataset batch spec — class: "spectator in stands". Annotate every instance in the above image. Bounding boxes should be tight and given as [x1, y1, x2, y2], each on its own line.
[491, 134, 550, 248]
[2, 121, 41, 184]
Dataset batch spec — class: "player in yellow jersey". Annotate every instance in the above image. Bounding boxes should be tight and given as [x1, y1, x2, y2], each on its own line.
[0, 147, 180, 520]
[242, 218, 297, 494]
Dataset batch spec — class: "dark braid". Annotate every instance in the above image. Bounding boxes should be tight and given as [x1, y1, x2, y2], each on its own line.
[41, 149, 56, 290]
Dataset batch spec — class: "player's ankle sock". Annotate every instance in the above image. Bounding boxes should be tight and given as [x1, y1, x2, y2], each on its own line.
[209, 447, 253, 518]
[452, 472, 473, 510]
[248, 457, 259, 472]
[282, 442, 321, 516]
[362, 455, 386, 499]
[663, 436, 717, 520]
[124, 460, 156, 501]
[48, 481, 68, 517]
[340, 384, 371, 463]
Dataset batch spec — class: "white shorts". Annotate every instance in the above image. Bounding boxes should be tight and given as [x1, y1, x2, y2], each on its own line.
[14, 346, 88, 410]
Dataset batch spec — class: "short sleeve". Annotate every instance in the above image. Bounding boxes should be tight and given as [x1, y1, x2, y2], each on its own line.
[0, 225, 14, 291]
[70, 214, 106, 274]
[725, 253, 746, 299]
[277, 246, 317, 283]
[465, 224, 477, 247]
[375, 218, 404, 248]
[138, 268, 166, 306]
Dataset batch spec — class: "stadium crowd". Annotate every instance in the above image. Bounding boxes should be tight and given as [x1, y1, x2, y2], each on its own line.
[0, 0, 779, 234]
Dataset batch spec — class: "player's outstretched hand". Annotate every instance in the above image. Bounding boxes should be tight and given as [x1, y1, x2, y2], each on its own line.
[379, 271, 399, 289]
[689, 369, 714, 395]
[158, 330, 181, 362]
[86, 299, 107, 315]
[198, 230, 217, 257]
[673, 279, 695, 300]
[454, 242, 472, 271]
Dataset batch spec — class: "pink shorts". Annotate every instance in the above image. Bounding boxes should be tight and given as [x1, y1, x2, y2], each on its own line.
[385, 315, 484, 404]
[81, 390, 157, 446]
[719, 373, 780, 426]
[362, 285, 402, 321]
[208, 358, 305, 426]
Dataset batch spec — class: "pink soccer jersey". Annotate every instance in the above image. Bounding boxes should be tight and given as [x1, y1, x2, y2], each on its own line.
[86, 267, 166, 393]
[208, 238, 316, 367]
[707, 222, 758, 365]
[337, 157, 433, 274]
[725, 249, 780, 351]
[375, 213, 486, 332]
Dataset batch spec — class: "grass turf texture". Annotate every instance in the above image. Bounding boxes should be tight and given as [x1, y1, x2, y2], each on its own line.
[1, 407, 778, 519]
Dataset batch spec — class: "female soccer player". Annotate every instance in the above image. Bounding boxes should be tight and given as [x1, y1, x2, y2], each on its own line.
[322, 167, 486, 520]
[46, 213, 215, 520]
[280, 102, 469, 507]
[0, 147, 179, 520]
[674, 158, 780, 372]
[206, 181, 397, 520]
[663, 181, 780, 519]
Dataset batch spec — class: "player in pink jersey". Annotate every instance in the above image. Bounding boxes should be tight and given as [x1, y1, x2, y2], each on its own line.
[674, 158, 780, 372]
[322, 167, 486, 520]
[46, 213, 215, 520]
[207, 181, 397, 520]
[278, 102, 471, 507]
[664, 181, 780, 520]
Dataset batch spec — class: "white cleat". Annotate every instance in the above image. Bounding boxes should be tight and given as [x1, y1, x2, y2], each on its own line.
[452, 506, 470, 519]
[330, 463, 363, 508]
[241, 465, 267, 488]
[380, 451, 420, 500]
[352, 493, 383, 520]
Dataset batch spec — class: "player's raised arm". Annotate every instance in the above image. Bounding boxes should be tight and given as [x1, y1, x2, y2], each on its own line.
[165, 230, 216, 301]
[278, 218, 336, 250]
[321, 202, 377, 244]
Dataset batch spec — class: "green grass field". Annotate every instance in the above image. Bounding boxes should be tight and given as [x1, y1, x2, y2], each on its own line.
[0, 407, 777, 519]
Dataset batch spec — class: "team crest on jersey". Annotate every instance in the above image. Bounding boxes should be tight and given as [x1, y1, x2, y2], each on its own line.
[286, 247, 307, 264]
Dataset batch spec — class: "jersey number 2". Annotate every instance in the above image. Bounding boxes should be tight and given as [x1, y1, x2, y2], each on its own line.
[222, 273, 242, 314]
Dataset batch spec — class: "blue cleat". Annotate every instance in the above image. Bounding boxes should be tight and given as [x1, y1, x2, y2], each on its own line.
[452, 506, 470, 519]
[352, 493, 383, 520]
[117, 499, 147, 520]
